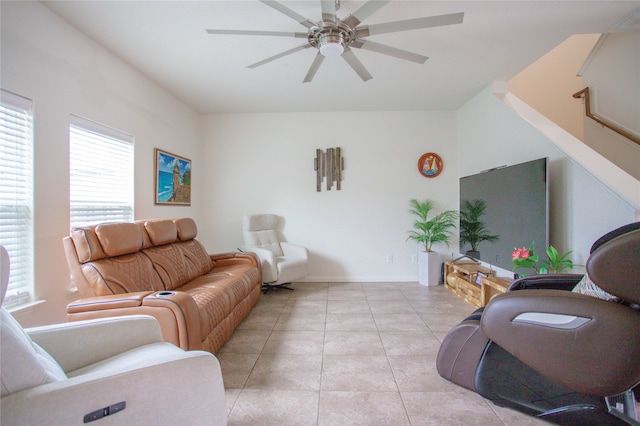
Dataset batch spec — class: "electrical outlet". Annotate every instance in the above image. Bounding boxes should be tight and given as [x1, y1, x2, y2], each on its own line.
[411, 254, 418, 263]
[386, 254, 393, 263]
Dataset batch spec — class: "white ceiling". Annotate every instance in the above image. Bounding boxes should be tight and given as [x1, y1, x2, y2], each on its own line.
[43, 1, 639, 114]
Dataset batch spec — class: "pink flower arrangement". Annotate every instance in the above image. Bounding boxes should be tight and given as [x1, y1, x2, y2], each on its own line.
[511, 242, 539, 275]
[511, 242, 573, 276]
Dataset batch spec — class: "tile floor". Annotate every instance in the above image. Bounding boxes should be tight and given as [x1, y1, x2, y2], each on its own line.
[218, 282, 548, 425]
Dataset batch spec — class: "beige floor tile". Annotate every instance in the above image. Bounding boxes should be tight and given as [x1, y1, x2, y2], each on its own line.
[222, 282, 554, 425]
[325, 312, 377, 331]
[263, 330, 325, 354]
[217, 328, 271, 354]
[318, 391, 410, 425]
[274, 311, 327, 331]
[387, 355, 446, 392]
[368, 299, 416, 314]
[327, 299, 371, 314]
[373, 313, 429, 331]
[327, 288, 367, 300]
[282, 298, 328, 314]
[321, 355, 397, 391]
[323, 330, 385, 355]
[217, 352, 259, 389]
[245, 353, 322, 390]
[235, 309, 281, 330]
[379, 331, 441, 356]
[366, 289, 407, 301]
[402, 390, 506, 425]
[228, 389, 319, 425]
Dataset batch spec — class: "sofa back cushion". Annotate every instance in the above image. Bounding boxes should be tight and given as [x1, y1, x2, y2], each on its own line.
[66, 218, 212, 295]
[142, 219, 213, 291]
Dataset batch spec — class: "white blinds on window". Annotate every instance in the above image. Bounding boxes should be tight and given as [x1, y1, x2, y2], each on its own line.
[0, 90, 34, 307]
[69, 115, 134, 228]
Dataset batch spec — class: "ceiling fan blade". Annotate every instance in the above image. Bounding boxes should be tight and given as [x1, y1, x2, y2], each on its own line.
[303, 53, 325, 83]
[342, 0, 390, 28]
[341, 48, 372, 82]
[320, 0, 337, 24]
[206, 29, 307, 39]
[360, 12, 464, 37]
[260, 0, 316, 29]
[247, 43, 312, 69]
[351, 40, 428, 64]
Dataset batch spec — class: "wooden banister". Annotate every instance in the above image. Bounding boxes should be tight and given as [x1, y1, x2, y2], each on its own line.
[572, 87, 640, 146]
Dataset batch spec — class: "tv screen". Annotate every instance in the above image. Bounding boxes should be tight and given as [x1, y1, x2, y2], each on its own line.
[459, 157, 549, 272]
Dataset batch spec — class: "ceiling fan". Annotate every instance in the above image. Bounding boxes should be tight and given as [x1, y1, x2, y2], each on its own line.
[206, 0, 464, 82]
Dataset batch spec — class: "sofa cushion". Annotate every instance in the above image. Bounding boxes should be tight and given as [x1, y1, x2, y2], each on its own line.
[81, 253, 165, 295]
[175, 218, 198, 241]
[95, 223, 144, 257]
[71, 227, 108, 263]
[145, 220, 178, 246]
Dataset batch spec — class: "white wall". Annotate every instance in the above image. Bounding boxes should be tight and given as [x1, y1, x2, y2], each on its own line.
[508, 34, 599, 141]
[200, 111, 458, 281]
[457, 84, 637, 272]
[1, 1, 203, 326]
[581, 32, 640, 181]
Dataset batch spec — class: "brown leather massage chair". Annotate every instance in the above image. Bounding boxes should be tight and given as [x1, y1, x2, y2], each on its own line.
[437, 222, 640, 426]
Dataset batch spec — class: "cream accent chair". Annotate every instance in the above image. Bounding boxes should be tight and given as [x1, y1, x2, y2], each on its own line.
[0, 246, 227, 426]
[241, 214, 309, 293]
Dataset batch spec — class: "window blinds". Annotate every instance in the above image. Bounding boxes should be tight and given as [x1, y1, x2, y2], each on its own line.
[69, 115, 134, 228]
[0, 90, 34, 307]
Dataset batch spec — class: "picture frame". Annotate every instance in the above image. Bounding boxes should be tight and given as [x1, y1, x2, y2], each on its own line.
[154, 148, 191, 205]
[474, 271, 488, 285]
[418, 152, 443, 178]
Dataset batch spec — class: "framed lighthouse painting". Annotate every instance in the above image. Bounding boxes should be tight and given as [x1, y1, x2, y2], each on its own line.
[155, 148, 191, 205]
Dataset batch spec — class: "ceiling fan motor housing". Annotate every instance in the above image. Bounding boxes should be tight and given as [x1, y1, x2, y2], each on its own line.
[310, 22, 356, 57]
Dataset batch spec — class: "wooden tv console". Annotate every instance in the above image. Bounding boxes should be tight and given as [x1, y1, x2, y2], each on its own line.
[444, 260, 513, 307]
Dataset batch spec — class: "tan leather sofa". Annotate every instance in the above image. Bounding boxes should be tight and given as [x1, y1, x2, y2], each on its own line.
[63, 217, 261, 354]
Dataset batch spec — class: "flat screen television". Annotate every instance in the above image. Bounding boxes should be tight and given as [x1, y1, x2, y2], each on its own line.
[458, 157, 549, 272]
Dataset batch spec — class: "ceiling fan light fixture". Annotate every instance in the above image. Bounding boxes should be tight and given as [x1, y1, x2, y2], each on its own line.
[319, 33, 345, 57]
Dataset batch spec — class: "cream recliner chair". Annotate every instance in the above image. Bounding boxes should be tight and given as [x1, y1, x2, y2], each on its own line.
[241, 214, 309, 293]
[0, 246, 227, 425]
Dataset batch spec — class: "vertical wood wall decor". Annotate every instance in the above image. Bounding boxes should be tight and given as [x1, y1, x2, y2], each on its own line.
[314, 147, 344, 192]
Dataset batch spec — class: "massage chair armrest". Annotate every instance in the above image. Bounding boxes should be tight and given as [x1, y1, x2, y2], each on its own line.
[0, 350, 226, 426]
[280, 242, 308, 259]
[508, 274, 583, 292]
[67, 291, 202, 351]
[27, 315, 163, 373]
[481, 290, 640, 397]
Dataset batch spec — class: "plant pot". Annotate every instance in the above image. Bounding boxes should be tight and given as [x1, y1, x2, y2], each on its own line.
[465, 250, 480, 259]
[418, 251, 441, 286]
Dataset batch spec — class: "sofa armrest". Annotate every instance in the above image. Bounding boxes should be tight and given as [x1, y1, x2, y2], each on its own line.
[27, 315, 163, 373]
[67, 291, 202, 351]
[280, 242, 308, 259]
[0, 350, 227, 426]
[481, 290, 640, 396]
[507, 274, 583, 292]
[211, 250, 260, 268]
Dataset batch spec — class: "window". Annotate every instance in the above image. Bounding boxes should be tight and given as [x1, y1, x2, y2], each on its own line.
[0, 90, 34, 307]
[69, 115, 134, 228]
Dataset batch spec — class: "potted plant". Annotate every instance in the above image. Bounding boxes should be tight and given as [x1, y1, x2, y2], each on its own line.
[459, 199, 499, 259]
[512, 241, 573, 277]
[407, 198, 458, 286]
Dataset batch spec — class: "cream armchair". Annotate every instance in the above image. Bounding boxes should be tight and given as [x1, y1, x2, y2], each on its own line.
[0, 246, 227, 425]
[241, 214, 309, 293]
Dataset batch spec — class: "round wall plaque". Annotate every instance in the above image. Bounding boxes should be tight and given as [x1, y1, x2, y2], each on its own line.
[418, 152, 443, 178]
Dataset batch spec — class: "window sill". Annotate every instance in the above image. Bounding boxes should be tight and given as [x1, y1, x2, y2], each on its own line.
[8, 299, 46, 315]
